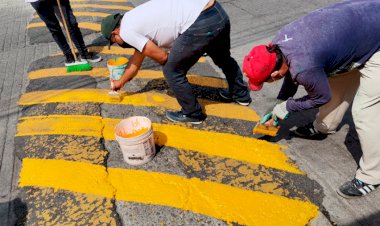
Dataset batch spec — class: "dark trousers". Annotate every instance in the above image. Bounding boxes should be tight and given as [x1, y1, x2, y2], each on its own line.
[30, 0, 87, 56]
[163, 2, 250, 115]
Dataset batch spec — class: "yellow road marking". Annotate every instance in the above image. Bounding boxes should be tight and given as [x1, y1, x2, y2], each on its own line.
[20, 158, 317, 225]
[28, 68, 225, 88]
[17, 115, 299, 174]
[71, 0, 128, 2]
[27, 22, 100, 32]
[18, 89, 258, 121]
[33, 12, 110, 19]
[71, 4, 133, 10]
[50, 46, 206, 62]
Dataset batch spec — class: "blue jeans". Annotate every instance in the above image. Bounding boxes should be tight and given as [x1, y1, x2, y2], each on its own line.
[163, 2, 250, 115]
[30, 0, 87, 56]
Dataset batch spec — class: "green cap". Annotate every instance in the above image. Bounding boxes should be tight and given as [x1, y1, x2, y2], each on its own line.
[101, 13, 123, 43]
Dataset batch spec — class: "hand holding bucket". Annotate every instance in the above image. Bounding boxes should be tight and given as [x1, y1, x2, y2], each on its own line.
[107, 57, 128, 100]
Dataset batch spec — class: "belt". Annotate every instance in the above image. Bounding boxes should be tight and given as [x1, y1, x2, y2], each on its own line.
[202, 0, 216, 12]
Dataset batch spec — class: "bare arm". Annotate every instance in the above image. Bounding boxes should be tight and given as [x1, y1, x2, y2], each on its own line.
[141, 40, 168, 65]
[111, 40, 167, 90]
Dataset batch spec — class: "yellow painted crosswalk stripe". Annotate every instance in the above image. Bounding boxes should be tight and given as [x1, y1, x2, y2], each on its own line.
[71, 0, 128, 2]
[28, 68, 225, 87]
[71, 4, 133, 10]
[16, 115, 299, 174]
[18, 89, 258, 121]
[27, 22, 100, 32]
[20, 158, 317, 225]
[33, 12, 111, 19]
[50, 46, 207, 62]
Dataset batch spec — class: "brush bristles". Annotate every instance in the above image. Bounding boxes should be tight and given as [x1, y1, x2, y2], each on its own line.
[66, 62, 92, 72]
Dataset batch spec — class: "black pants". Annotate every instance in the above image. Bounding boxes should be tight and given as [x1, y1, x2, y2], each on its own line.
[163, 2, 250, 115]
[30, 0, 87, 56]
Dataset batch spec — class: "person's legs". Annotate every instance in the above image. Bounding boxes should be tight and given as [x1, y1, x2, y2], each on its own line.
[53, 0, 87, 55]
[205, 4, 251, 104]
[314, 70, 360, 133]
[163, 36, 204, 117]
[295, 70, 359, 139]
[353, 51, 380, 185]
[338, 51, 380, 198]
[163, 2, 230, 119]
[30, 0, 71, 56]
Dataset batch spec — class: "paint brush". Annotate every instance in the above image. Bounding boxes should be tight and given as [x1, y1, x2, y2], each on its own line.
[253, 123, 279, 137]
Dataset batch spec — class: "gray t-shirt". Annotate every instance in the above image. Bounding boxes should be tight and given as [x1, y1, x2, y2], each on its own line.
[274, 0, 380, 112]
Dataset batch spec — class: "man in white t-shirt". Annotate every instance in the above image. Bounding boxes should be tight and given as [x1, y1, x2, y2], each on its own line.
[101, 0, 251, 124]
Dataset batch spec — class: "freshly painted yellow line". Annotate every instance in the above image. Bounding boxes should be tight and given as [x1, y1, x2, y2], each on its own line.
[18, 89, 258, 121]
[71, 4, 133, 10]
[71, 0, 128, 2]
[27, 22, 100, 32]
[33, 12, 110, 19]
[20, 158, 318, 225]
[72, 11, 110, 17]
[28, 68, 225, 88]
[50, 46, 206, 62]
[17, 115, 103, 137]
[17, 115, 299, 174]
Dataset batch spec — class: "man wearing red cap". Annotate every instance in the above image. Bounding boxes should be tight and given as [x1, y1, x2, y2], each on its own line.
[243, 0, 380, 198]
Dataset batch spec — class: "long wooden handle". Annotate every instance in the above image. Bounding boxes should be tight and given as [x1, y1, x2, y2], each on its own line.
[56, 0, 78, 61]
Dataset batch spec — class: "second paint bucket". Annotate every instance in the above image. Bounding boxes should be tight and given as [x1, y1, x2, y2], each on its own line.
[115, 116, 156, 165]
[107, 57, 128, 80]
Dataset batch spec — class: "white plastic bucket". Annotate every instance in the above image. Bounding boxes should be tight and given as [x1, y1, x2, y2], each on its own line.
[107, 57, 128, 80]
[115, 116, 156, 165]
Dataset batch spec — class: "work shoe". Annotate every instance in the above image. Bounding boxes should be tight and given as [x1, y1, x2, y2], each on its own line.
[294, 122, 327, 140]
[337, 178, 379, 198]
[81, 52, 102, 63]
[166, 111, 206, 124]
[219, 89, 252, 106]
[64, 53, 76, 66]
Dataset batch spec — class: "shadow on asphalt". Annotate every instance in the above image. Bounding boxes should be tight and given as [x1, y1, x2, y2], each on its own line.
[346, 211, 380, 226]
[0, 198, 27, 226]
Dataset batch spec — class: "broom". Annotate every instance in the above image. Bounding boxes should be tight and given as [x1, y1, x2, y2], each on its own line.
[56, 0, 92, 72]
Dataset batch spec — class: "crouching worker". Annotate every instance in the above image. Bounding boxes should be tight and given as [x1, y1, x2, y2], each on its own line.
[100, 0, 251, 124]
[242, 0, 380, 198]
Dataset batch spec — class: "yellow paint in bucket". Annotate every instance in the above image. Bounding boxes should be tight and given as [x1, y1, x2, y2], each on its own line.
[115, 116, 156, 165]
[107, 57, 128, 80]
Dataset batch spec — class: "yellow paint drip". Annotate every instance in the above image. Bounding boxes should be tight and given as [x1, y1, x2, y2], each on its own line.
[27, 22, 100, 32]
[18, 89, 259, 121]
[20, 158, 318, 225]
[17, 115, 300, 173]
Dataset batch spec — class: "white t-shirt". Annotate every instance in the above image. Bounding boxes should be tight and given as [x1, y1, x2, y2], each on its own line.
[25, 0, 39, 2]
[119, 0, 208, 52]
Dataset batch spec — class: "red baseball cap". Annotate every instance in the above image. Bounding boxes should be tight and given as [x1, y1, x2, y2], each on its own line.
[243, 44, 277, 91]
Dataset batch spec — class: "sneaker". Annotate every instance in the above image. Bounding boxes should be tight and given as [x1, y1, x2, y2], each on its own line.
[337, 178, 379, 198]
[219, 89, 251, 106]
[81, 52, 102, 63]
[64, 53, 75, 66]
[166, 111, 206, 124]
[294, 122, 327, 140]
